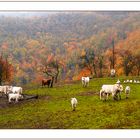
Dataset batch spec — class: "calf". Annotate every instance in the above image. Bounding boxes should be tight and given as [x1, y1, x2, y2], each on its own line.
[71, 98, 78, 111]
[125, 86, 130, 99]
[0, 85, 12, 96]
[110, 69, 115, 77]
[8, 93, 23, 103]
[81, 77, 90, 87]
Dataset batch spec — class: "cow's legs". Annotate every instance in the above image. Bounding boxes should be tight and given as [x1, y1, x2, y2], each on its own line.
[15, 98, 18, 102]
[106, 93, 109, 100]
[126, 93, 129, 99]
[118, 93, 121, 100]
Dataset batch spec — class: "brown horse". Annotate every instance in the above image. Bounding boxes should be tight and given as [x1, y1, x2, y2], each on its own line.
[42, 79, 52, 88]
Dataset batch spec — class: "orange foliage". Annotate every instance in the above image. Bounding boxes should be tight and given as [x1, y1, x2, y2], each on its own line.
[114, 29, 140, 76]
[0, 57, 14, 83]
[47, 54, 54, 63]
[74, 68, 91, 80]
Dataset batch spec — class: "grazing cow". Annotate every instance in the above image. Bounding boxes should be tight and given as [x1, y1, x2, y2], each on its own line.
[8, 86, 22, 94]
[130, 80, 133, 83]
[71, 98, 78, 111]
[125, 86, 130, 99]
[8, 93, 23, 103]
[81, 77, 90, 87]
[100, 84, 123, 100]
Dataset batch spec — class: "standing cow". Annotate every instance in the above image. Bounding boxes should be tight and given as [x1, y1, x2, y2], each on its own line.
[125, 86, 130, 99]
[0, 85, 12, 97]
[8, 86, 23, 94]
[110, 69, 116, 77]
[8, 93, 23, 103]
[42, 77, 54, 88]
[81, 77, 90, 87]
[100, 84, 123, 101]
[71, 98, 78, 111]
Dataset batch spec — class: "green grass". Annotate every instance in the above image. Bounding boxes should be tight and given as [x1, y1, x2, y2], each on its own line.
[0, 77, 140, 129]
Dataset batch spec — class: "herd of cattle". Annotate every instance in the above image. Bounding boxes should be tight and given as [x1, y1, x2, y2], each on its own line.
[81, 77, 131, 101]
[0, 77, 136, 110]
[71, 77, 133, 111]
[124, 79, 140, 83]
[0, 86, 23, 103]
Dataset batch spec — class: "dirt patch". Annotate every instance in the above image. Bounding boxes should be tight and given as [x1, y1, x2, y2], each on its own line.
[41, 95, 51, 100]
[78, 91, 99, 96]
[0, 94, 38, 109]
[0, 97, 10, 108]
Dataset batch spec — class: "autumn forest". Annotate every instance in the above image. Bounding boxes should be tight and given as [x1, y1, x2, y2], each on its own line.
[0, 12, 140, 85]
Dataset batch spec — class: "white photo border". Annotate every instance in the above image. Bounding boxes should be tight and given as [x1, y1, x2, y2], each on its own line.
[0, 1, 140, 138]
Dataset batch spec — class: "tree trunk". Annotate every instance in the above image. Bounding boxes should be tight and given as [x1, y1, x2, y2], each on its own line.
[0, 77, 2, 85]
[99, 68, 103, 77]
[125, 68, 129, 76]
[50, 76, 54, 88]
[55, 66, 59, 83]
[137, 66, 140, 76]
[93, 63, 97, 77]
[0, 64, 3, 85]
[112, 40, 115, 69]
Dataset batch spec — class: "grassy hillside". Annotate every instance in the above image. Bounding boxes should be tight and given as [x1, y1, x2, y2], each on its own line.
[0, 77, 140, 129]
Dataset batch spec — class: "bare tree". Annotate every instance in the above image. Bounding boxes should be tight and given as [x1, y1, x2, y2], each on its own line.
[79, 48, 97, 77]
[41, 56, 64, 87]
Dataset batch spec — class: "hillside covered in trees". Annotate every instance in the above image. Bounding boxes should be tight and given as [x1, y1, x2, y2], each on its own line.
[0, 11, 140, 85]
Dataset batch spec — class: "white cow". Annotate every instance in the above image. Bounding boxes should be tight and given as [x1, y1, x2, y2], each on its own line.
[117, 85, 123, 100]
[126, 80, 129, 83]
[81, 77, 90, 87]
[100, 84, 123, 100]
[71, 98, 78, 111]
[8, 93, 23, 103]
[0, 85, 12, 96]
[125, 86, 130, 99]
[8, 86, 23, 94]
[134, 80, 137, 83]
[0, 86, 7, 95]
[100, 89, 108, 101]
[110, 69, 115, 77]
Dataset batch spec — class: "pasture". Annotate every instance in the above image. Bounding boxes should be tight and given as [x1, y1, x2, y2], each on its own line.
[0, 77, 140, 129]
